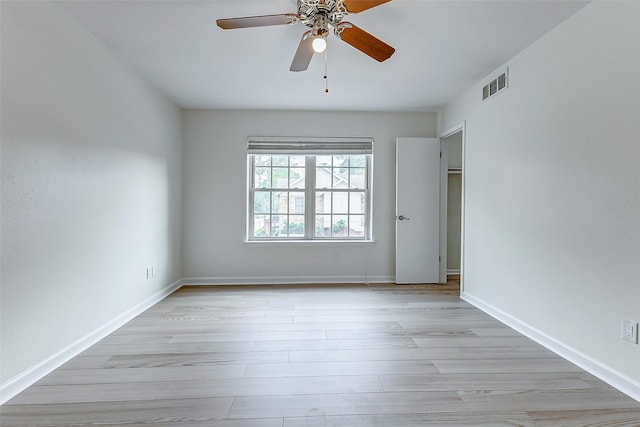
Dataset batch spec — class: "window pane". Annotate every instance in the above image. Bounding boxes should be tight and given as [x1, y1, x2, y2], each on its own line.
[350, 167, 365, 189]
[315, 215, 331, 237]
[350, 155, 366, 167]
[272, 155, 288, 166]
[349, 192, 365, 214]
[254, 191, 271, 213]
[288, 215, 305, 237]
[290, 192, 305, 214]
[333, 192, 348, 214]
[255, 167, 271, 188]
[290, 167, 305, 189]
[290, 156, 305, 167]
[348, 215, 365, 237]
[253, 215, 270, 237]
[255, 155, 271, 166]
[334, 155, 348, 168]
[272, 167, 288, 188]
[333, 168, 348, 188]
[316, 168, 332, 189]
[332, 215, 348, 237]
[272, 193, 285, 214]
[317, 155, 332, 167]
[315, 191, 330, 214]
[270, 215, 282, 236]
[278, 216, 289, 236]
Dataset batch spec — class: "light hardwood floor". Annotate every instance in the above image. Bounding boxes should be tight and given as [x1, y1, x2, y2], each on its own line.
[3, 279, 640, 426]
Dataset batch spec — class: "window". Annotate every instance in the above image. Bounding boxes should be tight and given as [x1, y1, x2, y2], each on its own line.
[248, 137, 373, 241]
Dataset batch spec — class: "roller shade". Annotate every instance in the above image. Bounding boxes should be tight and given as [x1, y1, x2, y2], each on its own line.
[247, 137, 373, 155]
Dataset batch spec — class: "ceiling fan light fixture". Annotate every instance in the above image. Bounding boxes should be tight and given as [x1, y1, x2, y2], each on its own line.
[312, 37, 327, 53]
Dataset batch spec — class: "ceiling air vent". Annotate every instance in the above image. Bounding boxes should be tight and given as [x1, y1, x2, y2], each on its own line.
[482, 68, 508, 101]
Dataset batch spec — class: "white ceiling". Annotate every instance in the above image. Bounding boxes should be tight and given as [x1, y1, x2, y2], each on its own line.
[55, 0, 588, 112]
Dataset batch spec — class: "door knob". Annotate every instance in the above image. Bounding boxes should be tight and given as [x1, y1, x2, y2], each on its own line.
[397, 215, 410, 221]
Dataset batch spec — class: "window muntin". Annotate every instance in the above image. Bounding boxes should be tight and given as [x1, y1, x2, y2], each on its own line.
[248, 150, 372, 241]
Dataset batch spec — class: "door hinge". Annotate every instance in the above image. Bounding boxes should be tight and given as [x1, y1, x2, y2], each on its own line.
[440, 151, 442, 158]
[439, 256, 441, 262]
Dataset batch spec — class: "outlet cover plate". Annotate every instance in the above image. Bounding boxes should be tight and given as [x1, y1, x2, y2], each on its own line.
[622, 319, 638, 344]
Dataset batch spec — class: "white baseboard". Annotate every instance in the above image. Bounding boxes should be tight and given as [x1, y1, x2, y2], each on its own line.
[181, 275, 395, 286]
[462, 291, 640, 403]
[447, 269, 461, 275]
[0, 279, 182, 405]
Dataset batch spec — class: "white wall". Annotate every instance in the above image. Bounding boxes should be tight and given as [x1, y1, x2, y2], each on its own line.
[444, 0, 640, 392]
[182, 110, 437, 283]
[0, 1, 183, 390]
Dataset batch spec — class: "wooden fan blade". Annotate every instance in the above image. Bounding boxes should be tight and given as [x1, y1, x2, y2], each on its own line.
[217, 14, 298, 30]
[343, 0, 391, 13]
[290, 31, 314, 72]
[336, 23, 395, 62]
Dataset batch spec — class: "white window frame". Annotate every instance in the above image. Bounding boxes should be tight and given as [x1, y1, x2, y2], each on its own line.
[247, 137, 373, 242]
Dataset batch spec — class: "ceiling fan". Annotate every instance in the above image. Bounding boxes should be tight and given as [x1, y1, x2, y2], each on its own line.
[217, 0, 395, 72]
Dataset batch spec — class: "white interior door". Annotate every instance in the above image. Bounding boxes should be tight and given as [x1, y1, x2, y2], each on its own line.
[396, 137, 441, 284]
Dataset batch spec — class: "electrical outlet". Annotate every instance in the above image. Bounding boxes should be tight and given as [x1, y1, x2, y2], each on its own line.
[621, 319, 638, 344]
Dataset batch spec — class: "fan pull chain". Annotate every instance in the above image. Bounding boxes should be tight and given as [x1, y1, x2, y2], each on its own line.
[324, 42, 329, 93]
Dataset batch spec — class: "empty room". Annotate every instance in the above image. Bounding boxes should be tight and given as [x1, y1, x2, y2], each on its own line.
[1, 0, 640, 425]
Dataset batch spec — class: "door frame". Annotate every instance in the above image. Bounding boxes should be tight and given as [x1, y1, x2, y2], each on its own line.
[440, 121, 466, 294]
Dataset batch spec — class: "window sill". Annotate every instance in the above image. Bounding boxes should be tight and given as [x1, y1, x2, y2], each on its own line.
[244, 239, 375, 246]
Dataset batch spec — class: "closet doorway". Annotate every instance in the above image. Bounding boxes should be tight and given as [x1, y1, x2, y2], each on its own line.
[441, 124, 465, 292]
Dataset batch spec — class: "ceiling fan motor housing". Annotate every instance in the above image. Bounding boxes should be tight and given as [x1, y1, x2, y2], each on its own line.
[298, 0, 350, 28]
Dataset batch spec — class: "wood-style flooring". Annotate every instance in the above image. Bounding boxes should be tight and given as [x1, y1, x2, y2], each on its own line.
[3, 279, 640, 426]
